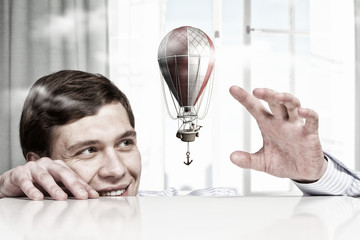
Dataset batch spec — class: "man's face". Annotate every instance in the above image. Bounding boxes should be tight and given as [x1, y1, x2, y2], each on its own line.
[50, 103, 141, 196]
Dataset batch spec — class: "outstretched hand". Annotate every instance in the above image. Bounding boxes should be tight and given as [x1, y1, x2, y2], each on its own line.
[229, 86, 327, 183]
[0, 157, 99, 200]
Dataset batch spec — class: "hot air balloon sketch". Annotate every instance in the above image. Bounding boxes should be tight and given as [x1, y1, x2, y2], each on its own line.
[157, 26, 215, 165]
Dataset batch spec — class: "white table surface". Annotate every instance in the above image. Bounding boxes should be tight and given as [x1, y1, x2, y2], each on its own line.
[1, 195, 359, 240]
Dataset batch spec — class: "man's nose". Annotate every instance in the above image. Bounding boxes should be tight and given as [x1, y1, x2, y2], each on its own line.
[98, 149, 126, 179]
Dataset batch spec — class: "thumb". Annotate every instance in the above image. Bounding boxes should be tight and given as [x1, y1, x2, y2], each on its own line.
[230, 151, 253, 169]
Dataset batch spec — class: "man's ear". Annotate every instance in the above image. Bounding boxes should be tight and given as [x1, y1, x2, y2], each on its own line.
[26, 152, 40, 162]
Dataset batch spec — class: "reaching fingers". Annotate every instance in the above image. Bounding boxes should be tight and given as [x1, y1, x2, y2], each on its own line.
[231, 86, 303, 122]
[275, 92, 301, 121]
[229, 86, 271, 120]
[253, 88, 302, 121]
[253, 88, 288, 120]
[298, 107, 319, 133]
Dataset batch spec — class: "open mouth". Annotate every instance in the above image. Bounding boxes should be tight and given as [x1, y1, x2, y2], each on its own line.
[100, 186, 129, 197]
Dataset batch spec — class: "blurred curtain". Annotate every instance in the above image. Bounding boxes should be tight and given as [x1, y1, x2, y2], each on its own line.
[0, 0, 109, 174]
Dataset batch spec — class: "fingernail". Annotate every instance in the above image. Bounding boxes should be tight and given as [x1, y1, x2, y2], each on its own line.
[33, 192, 43, 200]
[77, 188, 88, 198]
[55, 190, 67, 200]
[90, 190, 99, 197]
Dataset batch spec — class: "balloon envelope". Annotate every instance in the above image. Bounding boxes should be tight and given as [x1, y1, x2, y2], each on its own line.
[158, 26, 215, 107]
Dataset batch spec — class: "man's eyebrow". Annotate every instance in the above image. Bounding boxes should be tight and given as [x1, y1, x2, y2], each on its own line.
[115, 130, 137, 142]
[66, 130, 137, 152]
[67, 140, 100, 153]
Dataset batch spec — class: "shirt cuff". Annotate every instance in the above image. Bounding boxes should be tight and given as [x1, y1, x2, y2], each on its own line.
[293, 154, 353, 195]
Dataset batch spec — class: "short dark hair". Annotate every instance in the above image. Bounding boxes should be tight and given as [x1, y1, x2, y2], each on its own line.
[19, 70, 135, 158]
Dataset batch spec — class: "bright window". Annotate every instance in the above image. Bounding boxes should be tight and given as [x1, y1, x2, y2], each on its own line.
[108, 0, 356, 195]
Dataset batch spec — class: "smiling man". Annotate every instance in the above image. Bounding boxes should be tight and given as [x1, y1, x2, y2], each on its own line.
[0, 70, 141, 200]
[50, 103, 141, 197]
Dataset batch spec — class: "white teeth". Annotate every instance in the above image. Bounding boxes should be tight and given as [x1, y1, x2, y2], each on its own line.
[100, 189, 125, 196]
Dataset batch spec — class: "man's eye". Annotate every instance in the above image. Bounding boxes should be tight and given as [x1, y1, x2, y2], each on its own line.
[81, 147, 96, 155]
[119, 140, 134, 148]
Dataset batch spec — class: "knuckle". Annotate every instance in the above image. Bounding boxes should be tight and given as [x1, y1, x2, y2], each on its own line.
[294, 99, 301, 108]
[53, 159, 67, 167]
[13, 165, 25, 174]
[17, 176, 30, 186]
[23, 185, 36, 195]
[26, 160, 37, 168]
[49, 185, 61, 194]
[55, 164, 74, 176]
[71, 181, 83, 189]
[308, 109, 319, 120]
[284, 93, 300, 106]
[37, 157, 52, 165]
[313, 111, 319, 120]
[10, 166, 27, 184]
[37, 171, 51, 183]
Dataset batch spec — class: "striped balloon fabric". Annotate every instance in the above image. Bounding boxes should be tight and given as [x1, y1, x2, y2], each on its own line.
[158, 26, 215, 107]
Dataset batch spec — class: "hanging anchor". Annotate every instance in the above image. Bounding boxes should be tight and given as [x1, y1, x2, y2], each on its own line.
[184, 142, 193, 165]
[184, 151, 193, 165]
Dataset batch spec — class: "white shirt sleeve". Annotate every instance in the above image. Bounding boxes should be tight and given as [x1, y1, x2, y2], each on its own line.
[293, 152, 360, 197]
